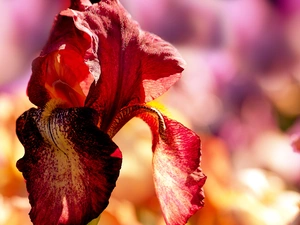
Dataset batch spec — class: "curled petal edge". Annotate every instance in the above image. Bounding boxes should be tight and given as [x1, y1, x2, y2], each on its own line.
[108, 105, 206, 225]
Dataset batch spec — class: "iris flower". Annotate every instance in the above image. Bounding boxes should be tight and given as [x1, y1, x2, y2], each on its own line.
[16, 0, 206, 224]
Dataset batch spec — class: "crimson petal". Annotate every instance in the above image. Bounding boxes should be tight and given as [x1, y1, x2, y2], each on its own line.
[27, 6, 97, 107]
[139, 114, 206, 225]
[105, 104, 205, 224]
[16, 102, 122, 225]
[61, 0, 185, 130]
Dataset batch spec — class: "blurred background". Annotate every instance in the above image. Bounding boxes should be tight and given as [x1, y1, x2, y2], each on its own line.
[1, 0, 300, 224]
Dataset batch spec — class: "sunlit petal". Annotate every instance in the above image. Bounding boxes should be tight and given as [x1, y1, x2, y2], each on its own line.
[149, 116, 206, 225]
[109, 105, 206, 225]
[61, 0, 185, 130]
[27, 7, 96, 107]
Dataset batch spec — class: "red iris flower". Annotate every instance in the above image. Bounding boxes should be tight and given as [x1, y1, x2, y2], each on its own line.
[16, 0, 206, 224]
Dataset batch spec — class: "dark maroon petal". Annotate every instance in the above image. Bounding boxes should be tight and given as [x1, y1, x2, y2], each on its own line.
[62, 0, 185, 131]
[16, 101, 122, 225]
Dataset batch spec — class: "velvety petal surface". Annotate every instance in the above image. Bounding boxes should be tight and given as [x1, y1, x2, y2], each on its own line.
[139, 113, 206, 225]
[16, 101, 122, 225]
[61, 0, 185, 130]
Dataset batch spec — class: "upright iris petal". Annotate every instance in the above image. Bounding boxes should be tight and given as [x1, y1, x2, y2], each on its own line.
[17, 0, 206, 225]
[27, 4, 97, 108]
[27, 0, 185, 129]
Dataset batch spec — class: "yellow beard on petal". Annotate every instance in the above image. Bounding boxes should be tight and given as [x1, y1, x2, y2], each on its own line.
[36, 99, 87, 221]
[41, 99, 67, 118]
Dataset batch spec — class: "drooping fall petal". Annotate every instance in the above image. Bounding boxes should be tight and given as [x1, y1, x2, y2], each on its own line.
[150, 117, 206, 225]
[56, 0, 185, 130]
[16, 100, 122, 225]
[108, 105, 206, 225]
